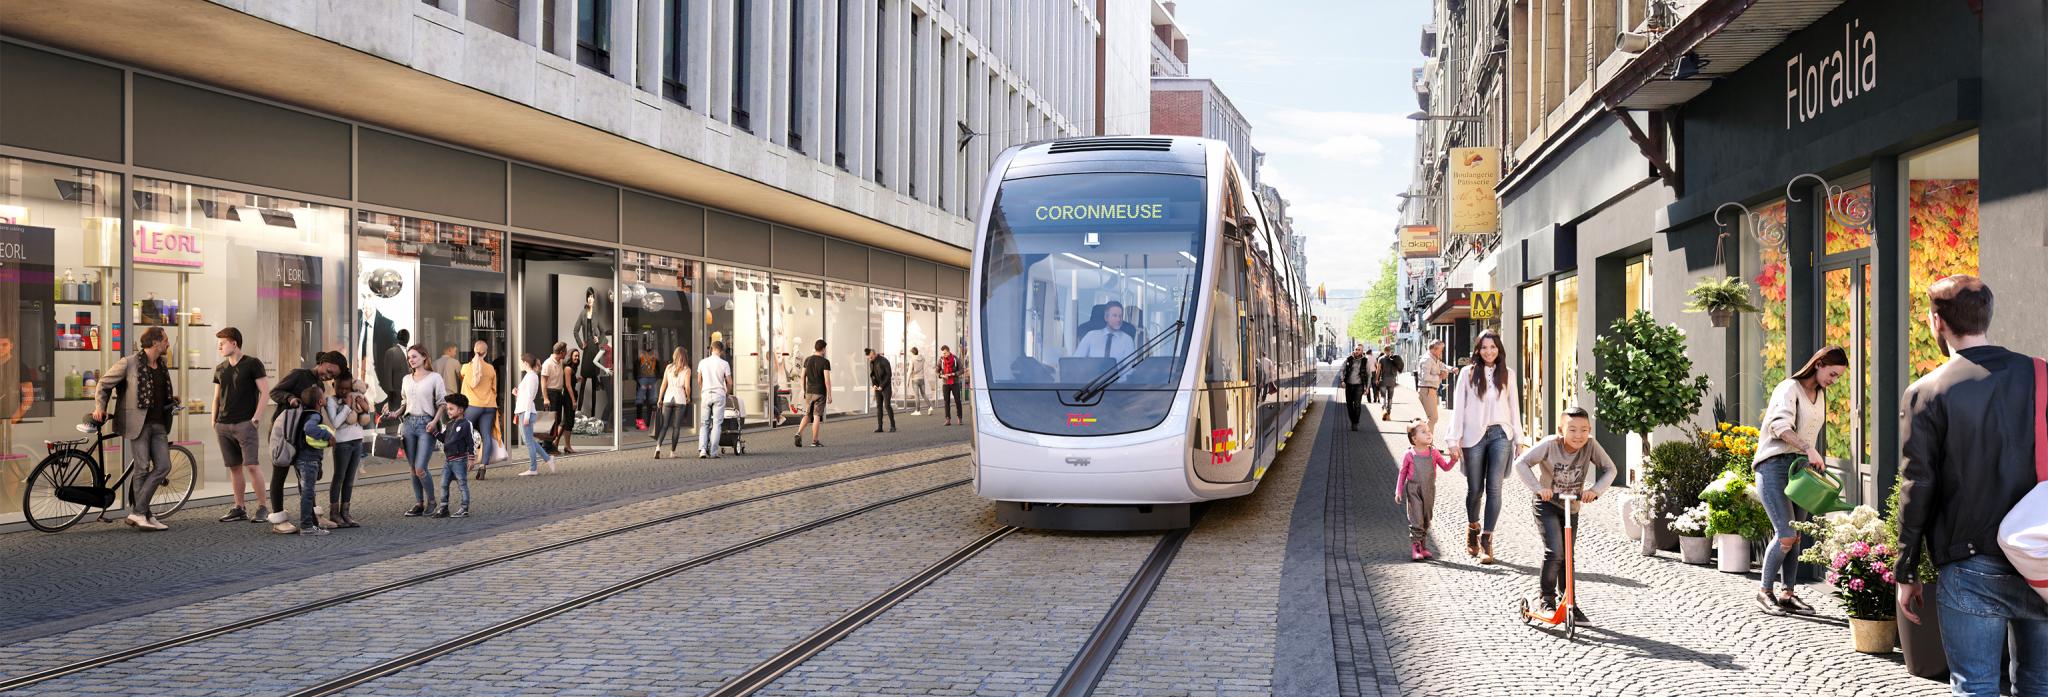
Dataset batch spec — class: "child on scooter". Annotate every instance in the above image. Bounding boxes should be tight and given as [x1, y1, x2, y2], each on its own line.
[1395, 420, 1455, 561]
[1511, 406, 1617, 620]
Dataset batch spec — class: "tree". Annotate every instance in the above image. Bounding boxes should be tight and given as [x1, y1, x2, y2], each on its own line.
[1347, 255, 1399, 345]
[1589, 310, 1712, 449]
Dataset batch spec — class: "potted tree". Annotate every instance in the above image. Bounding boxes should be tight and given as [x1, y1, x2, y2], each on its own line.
[1671, 502, 1714, 564]
[1591, 310, 1712, 545]
[1701, 466, 1772, 572]
[1683, 276, 1766, 328]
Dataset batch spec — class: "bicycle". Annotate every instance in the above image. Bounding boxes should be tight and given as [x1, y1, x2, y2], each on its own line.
[20, 413, 198, 533]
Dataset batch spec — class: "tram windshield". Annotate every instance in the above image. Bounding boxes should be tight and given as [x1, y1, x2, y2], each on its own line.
[980, 173, 1204, 402]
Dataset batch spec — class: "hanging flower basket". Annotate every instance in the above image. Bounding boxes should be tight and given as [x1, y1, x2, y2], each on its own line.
[1709, 308, 1733, 328]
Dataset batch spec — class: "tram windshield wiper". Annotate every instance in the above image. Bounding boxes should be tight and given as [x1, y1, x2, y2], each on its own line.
[1072, 319, 1184, 403]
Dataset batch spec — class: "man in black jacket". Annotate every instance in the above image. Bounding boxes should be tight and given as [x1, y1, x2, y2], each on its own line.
[1895, 275, 2048, 695]
[1338, 346, 1370, 431]
[1377, 344, 1405, 419]
[866, 348, 896, 433]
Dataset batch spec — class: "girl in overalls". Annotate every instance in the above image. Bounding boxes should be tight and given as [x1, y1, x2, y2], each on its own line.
[1395, 420, 1455, 561]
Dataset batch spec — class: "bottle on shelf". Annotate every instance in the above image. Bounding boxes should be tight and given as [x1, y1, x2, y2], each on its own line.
[62, 268, 77, 302]
[65, 368, 83, 400]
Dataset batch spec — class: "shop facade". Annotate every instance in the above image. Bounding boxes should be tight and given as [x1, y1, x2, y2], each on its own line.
[0, 41, 969, 526]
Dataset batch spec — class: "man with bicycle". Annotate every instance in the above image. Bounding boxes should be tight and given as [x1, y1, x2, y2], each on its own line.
[92, 326, 177, 532]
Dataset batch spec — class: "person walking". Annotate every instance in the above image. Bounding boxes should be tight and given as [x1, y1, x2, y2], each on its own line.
[1445, 330, 1523, 564]
[322, 379, 370, 528]
[909, 347, 931, 415]
[1417, 340, 1454, 431]
[91, 326, 177, 532]
[459, 339, 498, 480]
[265, 352, 347, 533]
[1894, 275, 2048, 696]
[430, 393, 475, 518]
[798, 340, 831, 447]
[1395, 420, 1455, 560]
[1751, 345, 1849, 616]
[384, 344, 447, 517]
[1362, 348, 1379, 405]
[867, 348, 896, 433]
[282, 384, 333, 536]
[1378, 344, 1406, 421]
[433, 345, 462, 396]
[540, 342, 571, 450]
[561, 348, 584, 453]
[634, 345, 660, 433]
[1511, 407, 1616, 620]
[513, 353, 556, 476]
[210, 327, 270, 523]
[939, 345, 963, 426]
[653, 347, 693, 459]
[695, 341, 733, 458]
[1339, 346, 1371, 431]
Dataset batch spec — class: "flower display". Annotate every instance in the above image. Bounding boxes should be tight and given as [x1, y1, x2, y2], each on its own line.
[1794, 505, 1898, 620]
[1669, 502, 1711, 536]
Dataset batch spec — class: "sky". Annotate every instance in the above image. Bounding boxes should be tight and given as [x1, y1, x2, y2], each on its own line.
[1168, 0, 1431, 296]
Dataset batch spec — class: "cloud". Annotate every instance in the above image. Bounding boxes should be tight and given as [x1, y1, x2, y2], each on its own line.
[1291, 196, 1400, 293]
[1255, 109, 1414, 169]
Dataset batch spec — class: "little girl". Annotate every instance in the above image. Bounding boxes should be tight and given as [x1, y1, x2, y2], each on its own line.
[1395, 420, 1455, 560]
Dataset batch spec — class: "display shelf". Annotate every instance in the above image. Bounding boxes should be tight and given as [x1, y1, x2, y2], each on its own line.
[54, 301, 106, 307]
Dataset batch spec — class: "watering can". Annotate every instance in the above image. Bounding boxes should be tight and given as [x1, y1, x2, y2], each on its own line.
[1785, 457, 1855, 514]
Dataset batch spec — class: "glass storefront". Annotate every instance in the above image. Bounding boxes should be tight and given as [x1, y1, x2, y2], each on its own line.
[620, 251, 697, 439]
[773, 275, 825, 425]
[703, 264, 773, 421]
[872, 289, 906, 401]
[1552, 275, 1579, 424]
[825, 282, 868, 415]
[1517, 282, 1546, 438]
[513, 240, 617, 452]
[1741, 200, 1791, 421]
[904, 295, 939, 411]
[1904, 134, 1981, 382]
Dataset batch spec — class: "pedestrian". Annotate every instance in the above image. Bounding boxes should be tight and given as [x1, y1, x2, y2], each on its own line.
[634, 345, 660, 433]
[460, 339, 498, 480]
[282, 384, 334, 536]
[428, 393, 475, 518]
[210, 327, 271, 523]
[1395, 420, 1454, 561]
[1751, 345, 1849, 616]
[1378, 344, 1405, 420]
[540, 342, 571, 450]
[322, 379, 370, 528]
[378, 328, 410, 415]
[561, 348, 584, 454]
[939, 345, 962, 426]
[383, 344, 446, 517]
[1511, 406, 1615, 620]
[514, 353, 556, 476]
[434, 345, 462, 395]
[798, 339, 831, 447]
[653, 347, 692, 459]
[1362, 348, 1378, 405]
[909, 347, 931, 415]
[1445, 330, 1523, 564]
[866, 348, 897, 433]
[266, 352, 347, 533]
[1417, 340, 1454, 432]
[1894, 275, 2048, 696]
[91, 326, 177, 532]
[696, 340, 733, 458]
[1339, 346, 1370, 431]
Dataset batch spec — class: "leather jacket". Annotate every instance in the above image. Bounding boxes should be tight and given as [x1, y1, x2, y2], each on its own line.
[1897, 346, 2045, 582]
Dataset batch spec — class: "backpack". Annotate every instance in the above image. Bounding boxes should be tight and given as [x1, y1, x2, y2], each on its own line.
[268, 405, 306, 468]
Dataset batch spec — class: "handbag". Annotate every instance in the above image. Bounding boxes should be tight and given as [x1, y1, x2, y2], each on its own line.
[373, 433, 403, 460]
[1994, 357, 2048, 600]
[489, 436, 509, 464]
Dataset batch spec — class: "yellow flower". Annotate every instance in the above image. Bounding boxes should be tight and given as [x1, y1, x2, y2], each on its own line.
[1719, 422, 1732, 432]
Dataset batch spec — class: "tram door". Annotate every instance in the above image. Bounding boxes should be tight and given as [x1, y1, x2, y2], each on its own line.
[1195, 233, 1254, 484]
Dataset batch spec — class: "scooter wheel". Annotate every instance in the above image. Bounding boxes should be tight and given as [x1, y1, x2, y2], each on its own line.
[1563, 612, 1577, 641]
[1517, 598, 1532, 626]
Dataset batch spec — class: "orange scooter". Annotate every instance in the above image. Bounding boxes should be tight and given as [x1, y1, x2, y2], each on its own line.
[1518, 492, 1580, 640]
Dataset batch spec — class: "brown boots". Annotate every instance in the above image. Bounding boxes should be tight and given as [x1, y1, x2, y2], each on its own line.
[1479, 532, 1496, 565]
[1466, 523, 1482, 557]
[1464, 524, 1496, 564]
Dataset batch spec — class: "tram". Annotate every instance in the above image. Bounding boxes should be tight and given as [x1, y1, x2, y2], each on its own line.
[966, 136, 1314, 530]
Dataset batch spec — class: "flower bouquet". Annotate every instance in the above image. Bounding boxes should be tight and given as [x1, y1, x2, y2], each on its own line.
[1670, 502, 1713, 564]
[1795, 506, 1899, 653]
[1701, 468, 1771, 572]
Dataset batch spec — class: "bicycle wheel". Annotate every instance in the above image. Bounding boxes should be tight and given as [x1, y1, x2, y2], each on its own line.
[148, 445, 199, 519]
[23, 450, 98, 532]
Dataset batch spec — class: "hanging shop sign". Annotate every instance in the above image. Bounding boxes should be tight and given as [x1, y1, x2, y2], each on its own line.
[1471, 290, 1502, 320]
[1401, 225, 1442, 258]
[1448, 147, 1500, 235]
[1785, 18, 1878, 130]
[81, 218, 205, 270]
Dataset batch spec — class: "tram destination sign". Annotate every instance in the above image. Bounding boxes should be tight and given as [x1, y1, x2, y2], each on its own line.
[1017, 198, 1200, 226]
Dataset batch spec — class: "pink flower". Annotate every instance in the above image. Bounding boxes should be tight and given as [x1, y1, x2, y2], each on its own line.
[1872, 561, 1890, 575]
[1826, 571, 1840, 585]
[1874, 544, 1893, 557]
[1848, 541, 1871, 558]
[1883, 571, 1897, 584]
[1832, 552, 1850, 569]
[1848, 578, 1866, 592]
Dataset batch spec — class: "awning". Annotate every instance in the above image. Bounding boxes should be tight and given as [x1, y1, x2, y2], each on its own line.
[1428, 287, 1472, 325]
[1596, 0, 1852, 111]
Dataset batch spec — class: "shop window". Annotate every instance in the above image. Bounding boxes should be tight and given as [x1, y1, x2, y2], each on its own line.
[825, 281, 867, 414]
[355, 212, 506, 471]
[0, 158, 122, 524]
[1741, 200, 1790, 421]
[1518, 282, 1545, 438]
[1824, 184, 1875, 255]
[514, 241, 616, 450]
[1905, 134, 1980, 382]
[773, 276, 824, 423]
[1552, 275, 1579, 424]
[905, 295, 939, 409]
[704, 264, 771, 420]
[872, 289, 906, 401]
[620, 251, 696, 436]
[1622, 253, 1652, 318]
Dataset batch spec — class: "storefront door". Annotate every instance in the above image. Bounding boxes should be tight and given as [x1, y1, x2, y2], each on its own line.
[1818, 184, 1875, 504]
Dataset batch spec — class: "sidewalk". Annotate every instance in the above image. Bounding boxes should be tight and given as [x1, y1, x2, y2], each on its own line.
[1322, 377, 1944, 695]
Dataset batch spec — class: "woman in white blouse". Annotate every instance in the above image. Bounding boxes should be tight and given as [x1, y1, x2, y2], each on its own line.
[1751, 346, 1847, 616]
[1443, 330, 1522, 564]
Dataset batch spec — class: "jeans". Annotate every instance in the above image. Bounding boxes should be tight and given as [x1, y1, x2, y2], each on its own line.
[124, 423, 171, 517]
[330, 440, 363, 505]
[441, 456, 470, 508]
[875, 387, 896, 430]
[463, 406, 497, 467]
[659, 403, 689, 451]
[401, 415, 437, 507]
[635, 377, 659, 426]
[519, 413, 549, 473]
[1755, 453, 1805, 593]
[698, 397, 726, 455]
[291, 453, 322, 528]
[911, 378, 930, 412]
[942, 383, 962, 421]
[1462, 425, 1511, 531]
[1533, 499, 1577, 602]
[1938, 554, 2048, 696]
[1342, 383, 1365, 426]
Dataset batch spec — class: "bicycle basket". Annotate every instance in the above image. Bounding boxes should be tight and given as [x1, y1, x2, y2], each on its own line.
[55, 485, 117, 509]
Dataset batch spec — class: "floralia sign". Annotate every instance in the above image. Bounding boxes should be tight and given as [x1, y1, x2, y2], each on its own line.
[1785, 19, 1876, 129]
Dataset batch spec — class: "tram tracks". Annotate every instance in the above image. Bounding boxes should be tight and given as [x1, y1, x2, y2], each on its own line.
[0, 452, 966, 692]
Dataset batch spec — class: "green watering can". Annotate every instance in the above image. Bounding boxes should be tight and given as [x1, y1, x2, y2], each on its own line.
[1785, 457, 1855, 514]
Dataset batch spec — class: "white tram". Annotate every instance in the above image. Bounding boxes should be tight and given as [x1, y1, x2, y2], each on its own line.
[967, 136, 1314, 530]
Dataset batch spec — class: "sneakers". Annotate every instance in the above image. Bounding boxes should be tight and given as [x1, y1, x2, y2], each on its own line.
[430, 504, 450, 518]
[794, 434, 803, 448]
[403, 504, 426, 517]
[874, 428, 884, 433]
[249, 506, 271, 523]
[218, 506, 249, 523]
[450, 507, 470, 519]
[270, 521, 300, 534]
[697, 452, 708, 459]
[123, 514, 168, 531]
[1756, 589, 1788, 616]
[298, 524, 329, 536]
[1409, 542, 1426, 561]
[519, 469, 539, 477]
[653, 447, 664, 460]
[810, 441, 823, 447]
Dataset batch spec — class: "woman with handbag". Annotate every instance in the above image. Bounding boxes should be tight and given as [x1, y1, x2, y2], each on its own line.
[514, 353, 556, 476]
[1752, 345, 1849, 616]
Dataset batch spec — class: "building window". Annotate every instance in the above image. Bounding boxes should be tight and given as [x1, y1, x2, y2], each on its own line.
[834, 0, 851, 170]
[872, 0, 886, 182]
[1740, 201, 1790, 420]
[908, 17, 921, 200]
[733, 0, 753, 132]
[543, 0, 558, 53]
[577, 0, 611, 73]
[1552, 275, 1579, 425]
[663, 0, 689, 106]
[1904, 134, 1980, 382]
[787, 0, 804, 152]
[1518, 282, 1546, 438]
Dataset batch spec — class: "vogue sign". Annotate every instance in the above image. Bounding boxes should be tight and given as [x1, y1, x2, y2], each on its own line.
[1786, 19, 1877, 129]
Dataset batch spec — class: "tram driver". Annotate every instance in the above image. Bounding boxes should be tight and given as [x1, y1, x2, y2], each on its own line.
[1074, 300, 1138, 360]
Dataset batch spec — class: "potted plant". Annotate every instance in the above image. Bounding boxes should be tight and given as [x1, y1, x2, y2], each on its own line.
[1884, 478, 1945, 678]
[1796, 506, 1899, 653]
[1701, 466, 1772, 573]
[1631, 491, 1671, 556]
[1641, 436, 1725, 553]
[1684, 276, 1766, 328]
[1591, 310, 1712, 538]
[1671, 502, 1713, 564]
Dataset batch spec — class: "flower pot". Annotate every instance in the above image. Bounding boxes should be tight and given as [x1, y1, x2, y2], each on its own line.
[1679, 534, 1713, 564]
[1640, 528, 1660, 556]
[1650, 516, 1681, 551]
[1851, 617, 1899, 654]
[1899, 579, 1949, 679]
[1715, 534, 1750, 573]
[1709, 308, 1733, 328]
[1619, 494, 1644, 541]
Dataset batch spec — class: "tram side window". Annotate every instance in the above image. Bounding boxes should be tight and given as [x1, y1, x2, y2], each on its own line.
[1208, 239, 1246, 383]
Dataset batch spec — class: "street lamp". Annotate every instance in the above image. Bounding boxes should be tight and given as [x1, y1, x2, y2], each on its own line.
[1395, 191, 1443, 200]
[1407, 111, 1483, 122]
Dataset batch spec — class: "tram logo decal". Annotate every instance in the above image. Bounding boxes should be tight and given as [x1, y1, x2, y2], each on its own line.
[1066, 413, 1098, 427]
[1210, 428, 1237, 464]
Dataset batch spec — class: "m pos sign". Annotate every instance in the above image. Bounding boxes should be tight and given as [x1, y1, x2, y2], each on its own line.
[1471, 291, 1502, 320]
